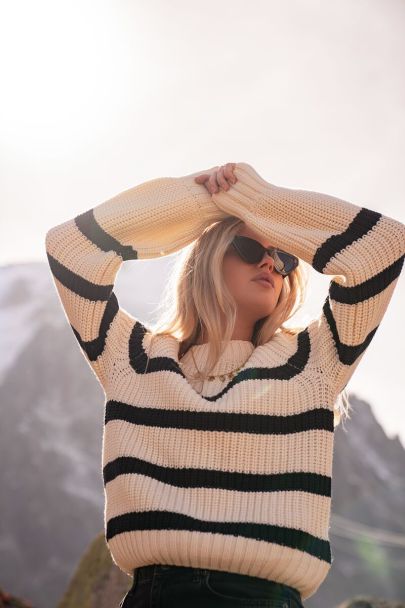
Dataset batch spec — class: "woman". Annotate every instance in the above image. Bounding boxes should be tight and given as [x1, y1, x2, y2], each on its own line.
[45, 162, 405, 607]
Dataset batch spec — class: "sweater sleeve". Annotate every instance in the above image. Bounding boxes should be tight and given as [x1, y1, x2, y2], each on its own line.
[44, 169, 227, 392]
[211, 162, 405, 397]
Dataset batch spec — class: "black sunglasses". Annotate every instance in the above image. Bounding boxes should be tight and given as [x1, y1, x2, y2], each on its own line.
[230, 235, 299, 277]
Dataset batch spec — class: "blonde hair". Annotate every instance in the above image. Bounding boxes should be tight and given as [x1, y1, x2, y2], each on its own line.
[147, 215, 351, 427]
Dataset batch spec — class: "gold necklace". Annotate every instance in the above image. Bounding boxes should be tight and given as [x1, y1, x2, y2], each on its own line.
[189, 347, 250, 382]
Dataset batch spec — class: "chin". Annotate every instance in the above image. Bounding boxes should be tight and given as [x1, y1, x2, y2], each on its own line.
[256, 307, 277, 321]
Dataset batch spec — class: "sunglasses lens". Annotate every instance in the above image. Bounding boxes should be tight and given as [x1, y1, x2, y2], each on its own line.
[234, 238, 263, 263]
[272, 250, 297, 275]
[232, 237, 298, 276]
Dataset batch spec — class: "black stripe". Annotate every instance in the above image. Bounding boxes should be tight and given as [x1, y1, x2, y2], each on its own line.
[103, 454, 331, 497]
[46, 251, 113, 301]
[322, 298, 378, 365]
[71, 292, 120, 361]
[128, 320, 179, 372]
[105, 510, 331, 563]
[329, 254, 404, 304]
[128, 324, 311, 401]
[312, 208, 382, 272]
[105, 400, 334, 435]
[75, 209, 138, 261]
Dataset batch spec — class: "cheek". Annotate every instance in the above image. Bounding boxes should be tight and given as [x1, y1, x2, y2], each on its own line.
[275, 276, 284, 297]
[222, 257, 247, 295]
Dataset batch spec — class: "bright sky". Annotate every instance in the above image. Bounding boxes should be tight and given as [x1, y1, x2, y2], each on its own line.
[1, 0, 404, 444]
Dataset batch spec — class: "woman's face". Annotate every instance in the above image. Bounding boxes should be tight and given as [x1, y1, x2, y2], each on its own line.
[222, 224, 284, 324]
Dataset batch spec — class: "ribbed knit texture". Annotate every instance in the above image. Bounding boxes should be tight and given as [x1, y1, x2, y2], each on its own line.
[45, 162, 405, 600]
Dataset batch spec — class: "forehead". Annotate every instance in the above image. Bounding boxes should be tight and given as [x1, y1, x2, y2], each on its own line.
[236, 224, 272, 249]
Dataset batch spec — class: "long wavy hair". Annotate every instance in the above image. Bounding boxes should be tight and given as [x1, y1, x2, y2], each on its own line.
[146, 215, 351, 428]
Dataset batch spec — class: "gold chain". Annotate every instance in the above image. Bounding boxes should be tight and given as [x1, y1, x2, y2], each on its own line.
[189, 347, 250, 382]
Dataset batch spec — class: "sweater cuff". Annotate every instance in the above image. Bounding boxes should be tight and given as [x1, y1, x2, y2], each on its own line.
[212, 162, 277, 209]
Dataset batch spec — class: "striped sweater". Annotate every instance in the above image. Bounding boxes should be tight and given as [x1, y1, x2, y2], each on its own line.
[45, 162, 405, 600]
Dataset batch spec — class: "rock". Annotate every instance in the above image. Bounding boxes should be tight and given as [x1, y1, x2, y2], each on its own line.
[57, 531, 132, 608]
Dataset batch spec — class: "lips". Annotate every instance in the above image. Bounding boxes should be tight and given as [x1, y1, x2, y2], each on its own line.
[252, 273, 274, 288]
[253, 278, 274, 288]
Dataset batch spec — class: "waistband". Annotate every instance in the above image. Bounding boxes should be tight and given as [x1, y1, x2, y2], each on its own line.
[132, 564, 302, 603]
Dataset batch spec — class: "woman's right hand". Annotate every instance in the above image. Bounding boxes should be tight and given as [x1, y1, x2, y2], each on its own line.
[194, 163, 238, 194]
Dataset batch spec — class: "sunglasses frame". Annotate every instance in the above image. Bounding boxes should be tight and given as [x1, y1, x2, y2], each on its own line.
[230, 235, 299, 277]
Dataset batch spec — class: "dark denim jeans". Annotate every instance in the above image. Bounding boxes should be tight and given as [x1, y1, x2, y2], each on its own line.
[119, 564, 304, 607]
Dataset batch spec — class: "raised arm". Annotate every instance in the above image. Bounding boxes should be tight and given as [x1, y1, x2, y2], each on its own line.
[211, 162, 405, 396]
[45, 169, 227, 392]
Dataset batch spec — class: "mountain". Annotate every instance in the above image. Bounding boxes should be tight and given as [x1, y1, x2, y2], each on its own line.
[308, 394, 405, 608]
[1, 262, 405, 608]
[0, 257, 177, 608]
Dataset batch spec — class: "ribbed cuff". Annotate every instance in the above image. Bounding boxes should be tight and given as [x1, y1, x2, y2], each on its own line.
[212, 162, 281, 211]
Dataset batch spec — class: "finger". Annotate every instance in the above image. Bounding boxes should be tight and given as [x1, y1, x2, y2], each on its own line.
[224, 163, 237, 183]
[221, 164, 235, 186]
[195, 174, 211, 184]
[208, 172, 220, 193]
[216, 166, 230, 191]
[223, 163, 237, 183]
[194, 173, 216, 195]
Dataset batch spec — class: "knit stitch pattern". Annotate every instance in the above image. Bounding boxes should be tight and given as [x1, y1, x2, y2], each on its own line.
[45, 162, 405, 600]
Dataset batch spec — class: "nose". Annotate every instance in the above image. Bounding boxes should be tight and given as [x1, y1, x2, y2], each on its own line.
[259, 250, 275, 270]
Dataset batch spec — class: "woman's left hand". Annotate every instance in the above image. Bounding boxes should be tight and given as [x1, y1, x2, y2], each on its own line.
[194, 163, 238, 194]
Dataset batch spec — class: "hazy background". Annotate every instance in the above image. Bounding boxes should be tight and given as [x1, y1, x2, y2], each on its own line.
[1, 0, 404, 445]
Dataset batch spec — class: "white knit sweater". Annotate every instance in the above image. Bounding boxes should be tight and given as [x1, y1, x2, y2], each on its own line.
[45, 162, 405, 600]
